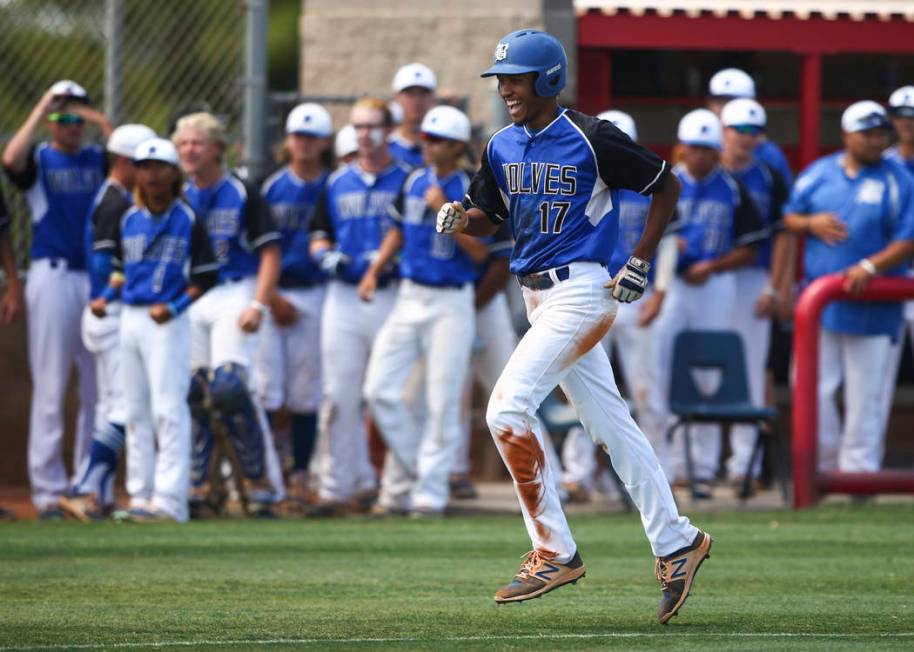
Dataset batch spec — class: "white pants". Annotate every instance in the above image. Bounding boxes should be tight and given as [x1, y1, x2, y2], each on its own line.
[562, 289, 665, 486]
[255, 285, 325, 413]
[365, 281, 476, 511]
[818, 330, 892, 472]
[317, 280, 397, 503]
[487, 262, 697, 560]
[190, 278, 285, 500]
[81, 303, 125, 425]
[26, 259, 97, 510]
[879, 307, 914, 436]
[726, 268, 771, 478]
[120, 306, 192, 522]
[652, 273, 737, 481]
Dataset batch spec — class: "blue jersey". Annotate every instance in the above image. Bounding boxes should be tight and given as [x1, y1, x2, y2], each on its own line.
[884, 146, 914, 177]
[183, 172, 280, 283]
[728, 161, 788, 269]
[261, 167, 328, 287]
[309, 161, 412, 283]
[388, 134, 423, 169]
[607, 190, 652, 277]
[673, 165, 765, 273]
[466, 108, 669, 275]
[785, 153, 914, 338]
[116, 200, 219, 305]
[86, 180, 132, 300]
[4, 142, 106, 269]
[390, 167, 477, 286]
[754, 139, 793, 189]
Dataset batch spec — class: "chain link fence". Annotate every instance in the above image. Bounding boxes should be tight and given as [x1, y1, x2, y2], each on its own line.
[0, 0, 245, 269]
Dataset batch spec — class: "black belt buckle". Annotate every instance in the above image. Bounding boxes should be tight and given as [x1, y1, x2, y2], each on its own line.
[517, 265, 569, 291]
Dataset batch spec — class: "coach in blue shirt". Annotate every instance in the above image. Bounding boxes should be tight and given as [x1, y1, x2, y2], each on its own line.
[784, 100, 914, 473]
[2, 80, 112, 517]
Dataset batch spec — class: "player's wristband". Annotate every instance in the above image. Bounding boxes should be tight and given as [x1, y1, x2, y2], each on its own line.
[249, 299, 268, 316]
[167, 293, 194, 317]
[859, 258, 878, 276]
[100, 285, 119, 302]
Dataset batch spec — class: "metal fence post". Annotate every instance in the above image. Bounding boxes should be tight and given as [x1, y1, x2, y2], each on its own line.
[244, 0, 268, 181]
[104, 0, 123, 124]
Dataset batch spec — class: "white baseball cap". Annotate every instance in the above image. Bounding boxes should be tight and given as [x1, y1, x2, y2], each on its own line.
[841, 100, 891, 133]
[334, 124, 358, 159]
[285, 102, 332, 137]
[49, 79, 90, 103]
[888, 85, 914, 118]
[709, 68, 756, 99]
[134, 138, 179, 166]
[420, 105, 471, 142]
[678, 109, 723, 149]
[392, 63, 437, 93]
[597, 110, 637, 142]
[107, 124, 157, 158]
[721, 98, 767, 128]
[389, 100, 404, 125]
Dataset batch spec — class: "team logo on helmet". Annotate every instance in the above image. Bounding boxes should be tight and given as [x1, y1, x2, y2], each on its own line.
[494, 43, 509, 61]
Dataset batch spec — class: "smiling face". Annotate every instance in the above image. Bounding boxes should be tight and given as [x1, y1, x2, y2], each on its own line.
[682, 145, 720, 179]
[173, 126, 222, 178]
[496, 73, 556, 128]
[350, 105, 390, 158]
[285, 132, 328, 165]
[420, 133, 464, 167]
[892, 116, 914, 146]
[723, 127, 760, 160]
[136, 160, 180, 205]
[843, 128, 890, 166]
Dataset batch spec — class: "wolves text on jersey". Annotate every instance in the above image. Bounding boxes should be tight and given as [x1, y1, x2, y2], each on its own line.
[337, 191, 398, 220]
[122, 234, 189, 265]
[502, 162, 577, 196]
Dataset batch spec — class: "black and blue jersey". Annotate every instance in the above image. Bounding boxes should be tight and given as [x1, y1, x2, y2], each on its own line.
[87, 180, 133, 300]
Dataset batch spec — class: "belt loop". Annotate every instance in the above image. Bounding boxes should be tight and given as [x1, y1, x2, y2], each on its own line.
[547, 268, 558, 285]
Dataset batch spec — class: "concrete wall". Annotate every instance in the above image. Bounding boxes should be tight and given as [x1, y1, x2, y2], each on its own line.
[299, 0, 576, 133]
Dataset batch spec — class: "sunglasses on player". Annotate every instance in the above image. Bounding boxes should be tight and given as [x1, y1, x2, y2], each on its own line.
[730, 125, 763, 135]
[48, 113, 85, 125]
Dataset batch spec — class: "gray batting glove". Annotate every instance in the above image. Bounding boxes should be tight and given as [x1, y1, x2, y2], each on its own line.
[610, 255, 650, 303]
[318, 249, 350, 275]
[436, 201, 468, 234]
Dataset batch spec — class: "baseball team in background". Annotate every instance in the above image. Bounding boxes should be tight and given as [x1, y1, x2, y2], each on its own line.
[3, 27, 914, 621]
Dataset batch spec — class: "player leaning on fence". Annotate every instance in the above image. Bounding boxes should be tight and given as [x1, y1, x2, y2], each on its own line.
[435, 28, 711, 624]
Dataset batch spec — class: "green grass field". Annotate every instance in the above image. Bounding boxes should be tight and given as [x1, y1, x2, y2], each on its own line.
[1, 503, 913, 651]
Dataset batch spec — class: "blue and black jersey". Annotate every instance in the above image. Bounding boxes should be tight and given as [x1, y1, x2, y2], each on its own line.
[184, 172, 280, 284]
[388, 134, 423, 169]
[3, 142, 106, 270]
[727, 161, 788, 269]
[464, 108, 669, 275]
[86, 179, 133, 300]
[309, 160, 412, 284]
[114, 200, 219, 305]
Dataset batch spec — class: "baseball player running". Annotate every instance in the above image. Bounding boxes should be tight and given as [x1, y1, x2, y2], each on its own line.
[437, 29, 710, 623]
[257, 102, 332, 505]
[389, 64, 437, 168]
[61, 123, 157, 521]
[2, 80, 111, 518]
[360, 105, 488, 515]
[718, 99, 792, 486]
[308, 98, 412, 515]
[91, 138, 219, 522]
[172, 112, 286, 517]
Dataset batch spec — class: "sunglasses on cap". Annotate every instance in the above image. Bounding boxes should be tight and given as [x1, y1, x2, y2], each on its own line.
[853, 112, 892, 132]
[48, 113, 85, 125]
[730, 125, 763, 135]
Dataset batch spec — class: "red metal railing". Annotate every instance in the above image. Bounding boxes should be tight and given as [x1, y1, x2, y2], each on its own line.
[792, 275, 914, 507]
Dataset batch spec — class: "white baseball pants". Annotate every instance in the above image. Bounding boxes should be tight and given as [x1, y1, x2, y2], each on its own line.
[317, 280, 396, 503]
[879, 303, 914, 437]
[120, 306, 192, 522]
[26, 259, 97, 510]
[487, 262, 698, 561]
[726, 268, 771, 479]
[255, 285, 325, 413]
[818, 330, 892, 472]
[81, 303, 125, 425]
[365, 280, 476, 512]
[652, 273, 737, 481]
[190, 278, 285, 500]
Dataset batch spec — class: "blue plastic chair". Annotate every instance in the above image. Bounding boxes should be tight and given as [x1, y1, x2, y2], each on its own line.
[666, 330, 788, 502]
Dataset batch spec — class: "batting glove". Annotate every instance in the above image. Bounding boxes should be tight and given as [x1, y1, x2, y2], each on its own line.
[317, 249, 351, 276]
[611, 256, 650, 303]
[436, 201, 468, 234]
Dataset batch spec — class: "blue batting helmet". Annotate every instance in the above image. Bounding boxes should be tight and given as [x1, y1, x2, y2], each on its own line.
[480, 29, 567, 97]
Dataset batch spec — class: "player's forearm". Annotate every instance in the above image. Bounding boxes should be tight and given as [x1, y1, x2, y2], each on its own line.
[309, 237, 332, 258]
[2, 106, 45, 172]
[865, 240, 914, 273]
[0, 235, 19, 282]
[475, 258, 510, 309]
[453, 234, 490, 264]
[769, 232, 795, 295]
[710, 245, 757, 273]
[783, 213, 810, 234]
[632, 173, 679, 262]
[367, 229, 403, 275]
[253, 243, 281, 303]
[463, 208, 499, 237]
